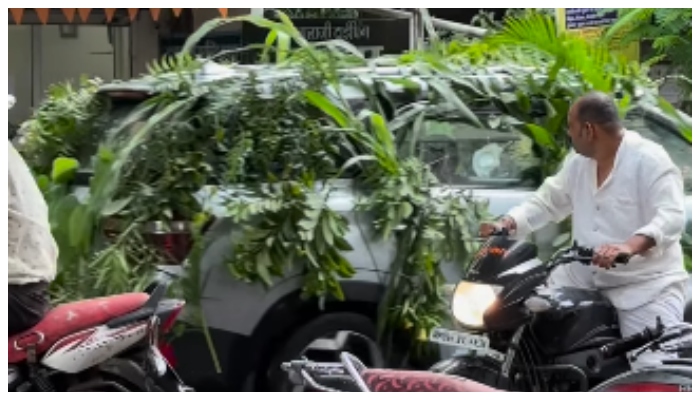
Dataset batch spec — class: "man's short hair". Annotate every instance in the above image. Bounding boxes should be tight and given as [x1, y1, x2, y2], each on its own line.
[575, 91, 622, 132]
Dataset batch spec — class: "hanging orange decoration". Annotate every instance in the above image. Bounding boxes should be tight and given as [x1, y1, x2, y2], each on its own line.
[35, 8, 50, 24]
[104, 8, 116, 22]
[78, 8, 92, 22]
[9, 8, 25, 24]
[127, 8, 139, 21]
[218, 8, 229, 17]
[149, 8, 161, 21]
[61, 8, 76, 22]
[7, 7, 181, 25]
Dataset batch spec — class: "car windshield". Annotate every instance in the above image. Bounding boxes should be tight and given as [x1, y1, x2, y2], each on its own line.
[407, 112, 692, 194]
[405, 118, 541, 188]
[624, 113, 692, 195]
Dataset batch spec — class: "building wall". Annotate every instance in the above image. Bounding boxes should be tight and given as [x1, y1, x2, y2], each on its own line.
[8, 24, 128, 123]
[8, 9, 256, 122]
[130, 8, 251, 76]
[131, 12, 160, 77]
[8, 26, 33, 124]
[39, 25, 115, 93]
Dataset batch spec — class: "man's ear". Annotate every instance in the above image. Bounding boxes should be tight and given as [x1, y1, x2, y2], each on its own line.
[585, 122, 595, 140]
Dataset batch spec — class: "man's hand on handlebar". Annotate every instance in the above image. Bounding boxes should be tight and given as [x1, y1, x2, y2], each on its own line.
[593, 243, 633, 270]
[479, 216, 517, 238]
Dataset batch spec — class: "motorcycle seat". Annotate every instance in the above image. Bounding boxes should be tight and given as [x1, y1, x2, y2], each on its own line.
[8, 293, 149, 364]
[361, 369, 502, 392]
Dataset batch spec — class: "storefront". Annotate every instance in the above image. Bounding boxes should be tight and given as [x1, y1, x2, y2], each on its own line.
[7, 8, 239, 123]
[8, 8, 414, 123]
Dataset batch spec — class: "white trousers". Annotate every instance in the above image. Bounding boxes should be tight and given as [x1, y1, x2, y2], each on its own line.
[547, 264, 686, 370]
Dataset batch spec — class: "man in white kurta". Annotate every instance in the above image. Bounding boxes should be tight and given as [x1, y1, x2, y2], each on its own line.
[8, 95, 58, 335]
[481, 92, 688, 368]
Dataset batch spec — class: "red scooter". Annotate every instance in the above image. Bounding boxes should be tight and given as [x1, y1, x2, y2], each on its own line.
[8, 269, 192, 392]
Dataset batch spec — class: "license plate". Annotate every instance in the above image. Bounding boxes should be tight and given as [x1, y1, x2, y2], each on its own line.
[429, 327, 490, 352]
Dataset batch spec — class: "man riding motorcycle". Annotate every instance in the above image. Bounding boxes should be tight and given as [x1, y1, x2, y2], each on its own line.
[8, 93, 57, 336]
[480, 91, 689, 369]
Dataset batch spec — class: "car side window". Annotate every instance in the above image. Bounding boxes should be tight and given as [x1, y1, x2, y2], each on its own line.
[404, 117, 541, 188]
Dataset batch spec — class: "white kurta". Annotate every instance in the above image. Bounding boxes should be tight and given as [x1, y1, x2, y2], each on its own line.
[507, 130, 688, 368]
[8, 142, 58, 285]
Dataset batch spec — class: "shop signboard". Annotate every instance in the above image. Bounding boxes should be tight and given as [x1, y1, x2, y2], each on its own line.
[242, 18, 411, 60]
[555, 8, 639, 62]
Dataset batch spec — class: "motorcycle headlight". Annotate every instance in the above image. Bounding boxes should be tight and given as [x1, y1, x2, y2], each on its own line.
[451, 281, 503, 329]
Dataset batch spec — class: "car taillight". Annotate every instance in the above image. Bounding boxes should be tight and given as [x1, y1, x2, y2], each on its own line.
[158, 342, 177, 368]
[160, 303, 184, 334]
[142, 221, 194, 265]
[605, 383, 683, 392]
[157, 304, 183, 368]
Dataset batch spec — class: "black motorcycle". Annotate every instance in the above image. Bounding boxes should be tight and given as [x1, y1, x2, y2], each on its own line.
[427, 230, 692, 392]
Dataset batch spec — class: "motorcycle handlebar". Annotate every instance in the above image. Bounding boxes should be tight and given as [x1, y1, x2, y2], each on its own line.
[550, 243, 631, 269]
[484, 229, 631, 268]
[598, 318, 685, 360]
[600, 327, 658, 359]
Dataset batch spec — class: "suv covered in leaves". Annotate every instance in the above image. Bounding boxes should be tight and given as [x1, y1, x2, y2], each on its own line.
[19, 57, 692, 391]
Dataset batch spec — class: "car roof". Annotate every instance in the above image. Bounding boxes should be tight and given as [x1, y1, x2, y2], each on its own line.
[97, 60, 521, 97]
[96, 59, 689, 135]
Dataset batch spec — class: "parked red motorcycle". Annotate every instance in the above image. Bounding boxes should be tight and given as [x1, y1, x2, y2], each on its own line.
[8, 269, 192, 392]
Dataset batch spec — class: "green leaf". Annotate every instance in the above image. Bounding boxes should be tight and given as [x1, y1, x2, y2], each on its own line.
[51, 157, 79, 184]
[275, 31, 291, 63]
[50, 195, 80, 232]
[526, 124, 556, 150]
[256, 256, 273, 286]
[389, 103, 427, 134]
[101, 197, 133, 217]
[335, 237, 353, 252]
[321, 219, 335, 246]
[657, 96, 692, 142]
[400, 202, 414, 219]
[428, 79, 483, 128]
[304, 90, 350, 128]
[68, 206, 91, 248]
[338, 155, 376, 176]
[35, 174, 51, 193]
[181, 15, 296, 57]
[311, 39, 365, 59]
[369, 113, 396, 156]
[261, 30, 278, 63]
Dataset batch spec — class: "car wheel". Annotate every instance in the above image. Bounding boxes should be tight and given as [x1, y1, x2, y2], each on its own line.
[264, 312, 384, 392]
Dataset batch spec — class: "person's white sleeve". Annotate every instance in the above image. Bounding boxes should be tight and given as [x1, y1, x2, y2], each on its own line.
[633, 155, 686, 256]
[507, 153, 575, 237]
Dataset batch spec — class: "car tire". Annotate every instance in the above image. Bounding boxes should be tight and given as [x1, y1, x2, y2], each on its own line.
[263, 312, 383, 392]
